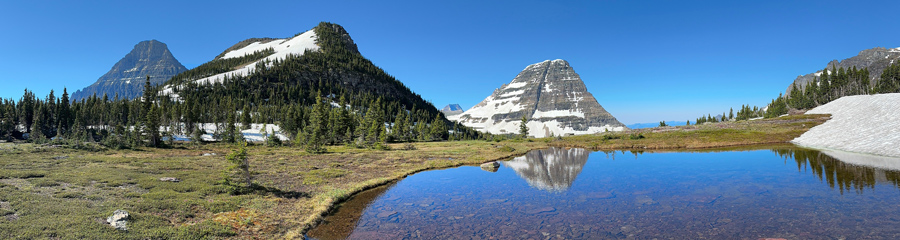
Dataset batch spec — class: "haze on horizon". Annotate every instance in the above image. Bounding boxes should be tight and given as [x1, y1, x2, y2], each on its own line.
[2, 0, 900, 124]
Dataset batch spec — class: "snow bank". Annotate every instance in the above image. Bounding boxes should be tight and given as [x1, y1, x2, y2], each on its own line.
[791, 93, 900, 158]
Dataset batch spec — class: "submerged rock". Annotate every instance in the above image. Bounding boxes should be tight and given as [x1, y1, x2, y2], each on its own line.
[107, 209, 130, 231]
[480, 162, 500, 172]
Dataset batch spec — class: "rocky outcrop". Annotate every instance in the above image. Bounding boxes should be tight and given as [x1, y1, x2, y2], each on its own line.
[501, 147, 589, 191]
[449, 59, 625, 137]
[107, 209, 130, 231]
[72, 40, 187, 101]
[441, 104, 464, 117]
[786, 47, 900, 94]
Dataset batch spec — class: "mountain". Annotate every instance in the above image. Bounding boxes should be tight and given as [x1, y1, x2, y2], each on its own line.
[786, 47, 900, 94]
[448, 59, 626, 137]
[72, 40, 187, 101]
[501, 147, 588, 192]
[441, 104, 464, 116]
[154, 22, 473, 141]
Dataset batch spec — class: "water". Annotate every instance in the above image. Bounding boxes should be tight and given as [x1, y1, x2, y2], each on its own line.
[307, 145, 900, 239]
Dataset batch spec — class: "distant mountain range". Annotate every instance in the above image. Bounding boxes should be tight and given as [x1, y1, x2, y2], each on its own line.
[72, 40, 186, 101]
[626, 121, 688, 129]
[449, 59, 625, 137]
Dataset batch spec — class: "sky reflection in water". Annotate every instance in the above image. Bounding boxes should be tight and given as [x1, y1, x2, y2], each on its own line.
[308, 146, 900, 239]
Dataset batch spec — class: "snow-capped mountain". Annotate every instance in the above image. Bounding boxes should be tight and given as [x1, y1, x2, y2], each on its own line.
[501, 147, 589, 192]
[72, 40, 187, 101]
[449, 59, 626, 137]
[441, 104, 464, 116]
[786, 47, 900, 94]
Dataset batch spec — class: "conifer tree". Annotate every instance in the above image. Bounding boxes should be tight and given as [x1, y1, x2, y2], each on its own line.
[306, 92, 327, 153]
[241, 104, 252, 129]
[57, 88, 71, 138]
[430, 114, 447, 141]
[519, 115, 529, 138]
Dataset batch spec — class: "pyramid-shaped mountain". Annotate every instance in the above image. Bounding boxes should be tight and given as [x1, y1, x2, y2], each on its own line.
[449, 59, 625, 137]
[72, 40, 187, 101]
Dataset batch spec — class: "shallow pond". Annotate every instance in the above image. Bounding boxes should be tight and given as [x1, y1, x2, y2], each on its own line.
[307, 145, 900, 239]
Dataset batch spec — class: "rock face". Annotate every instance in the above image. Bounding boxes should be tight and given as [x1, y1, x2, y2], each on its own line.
[72, 40, 187, 101]
[441, 104, 464, 116]
[501, 147, 589, 192]
[786, 47, 900, 94]
[449, 59, 625, 137]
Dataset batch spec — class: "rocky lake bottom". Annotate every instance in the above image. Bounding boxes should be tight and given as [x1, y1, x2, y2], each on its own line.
[307, 146, 900, 239]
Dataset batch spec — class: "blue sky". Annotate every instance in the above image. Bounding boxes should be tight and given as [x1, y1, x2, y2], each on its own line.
[2, 0, 899, 124]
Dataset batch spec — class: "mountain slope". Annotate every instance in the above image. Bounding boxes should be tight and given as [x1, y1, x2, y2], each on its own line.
[450, 59, 625, 137]
[441, 104, 463, 116]
[72, 40, 187, 101]
[786, 47, 900, 94]
[155, 22, 463, 141]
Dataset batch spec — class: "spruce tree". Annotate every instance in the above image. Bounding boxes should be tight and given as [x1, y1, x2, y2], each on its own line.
[306, 92, 327, 153]
[519, 115, 529, 138]
[430, 114, 447, 140]
[241, 104, 252, 129]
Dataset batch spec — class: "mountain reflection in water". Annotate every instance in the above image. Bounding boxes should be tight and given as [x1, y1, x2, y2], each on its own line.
[307, 146, 900, 240]
[501, 147, 588, 192]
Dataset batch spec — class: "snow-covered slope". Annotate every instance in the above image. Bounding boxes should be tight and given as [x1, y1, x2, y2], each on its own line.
[450, 59, 626, 137]
[791, 93, 900, 157]
[160, 30, 320, 97]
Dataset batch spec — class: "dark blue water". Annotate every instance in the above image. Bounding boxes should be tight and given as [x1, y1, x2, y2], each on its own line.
[308, 146, 900, 239]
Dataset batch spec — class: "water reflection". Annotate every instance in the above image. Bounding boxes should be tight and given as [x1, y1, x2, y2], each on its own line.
[773, 148, 900, 194]
[308, 146, 900, 239]
[501, 147, 588, 192]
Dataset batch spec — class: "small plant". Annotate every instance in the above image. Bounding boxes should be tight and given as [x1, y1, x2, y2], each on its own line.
[223, 143, 251, 194]
[498, 145, 515, 152]
[402, 143, 417, 150]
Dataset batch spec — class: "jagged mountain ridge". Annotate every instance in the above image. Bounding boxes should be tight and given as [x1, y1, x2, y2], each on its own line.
[450, 59, 626, 137]
[786, 47, 900, 94]
[72, 40, 187, 101]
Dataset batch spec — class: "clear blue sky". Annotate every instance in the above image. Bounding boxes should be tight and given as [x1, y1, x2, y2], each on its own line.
[2, 0, 899, 124]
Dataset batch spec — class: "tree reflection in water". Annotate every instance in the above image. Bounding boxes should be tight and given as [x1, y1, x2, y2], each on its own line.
[773, 147, 900, 195]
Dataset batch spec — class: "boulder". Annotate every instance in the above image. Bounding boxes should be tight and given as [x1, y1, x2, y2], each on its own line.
[159, 177, 180, 182]
[480, 162, 500, 172]
[107, 209, 130, 231]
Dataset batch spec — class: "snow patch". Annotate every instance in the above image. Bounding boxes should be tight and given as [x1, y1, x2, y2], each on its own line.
[792, 93, 900, 158]
[531, 110, 584, 119]
[159, 30, 320, 98]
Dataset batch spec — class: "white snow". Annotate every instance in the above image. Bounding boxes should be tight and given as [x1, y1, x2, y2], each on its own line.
[164, 123, 289, 142]
[124, 67, 138, 73]
[791, 93, 900, 158]
[506, 81, 528, 89]
[531, 110, 584, 119]
[159, 30, 320, 98]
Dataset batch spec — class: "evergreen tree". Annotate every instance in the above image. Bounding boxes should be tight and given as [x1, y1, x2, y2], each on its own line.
[241, 104, 252, 129]
[57, 88, 71, 138]
[306, 92, 327, 153]
[430, 114, 447, 140]
[519, 115, 529, 138]
[145, 104, 161, 147]
[224, 143, 252, 193]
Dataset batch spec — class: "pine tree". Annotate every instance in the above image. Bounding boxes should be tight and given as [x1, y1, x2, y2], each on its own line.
[57, 88, 71, 138]
[306, 92, 327, 153]
[224, 143, 252, 193]
[519, 115, 529, 138]
[430, 114, 447, 141]
[241, 104, 252, 129]
[145, 104, 161, 147]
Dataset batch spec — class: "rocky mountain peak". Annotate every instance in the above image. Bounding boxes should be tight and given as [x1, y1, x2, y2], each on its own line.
[72, 40, 187, 100]
[449, 59, 626, 137]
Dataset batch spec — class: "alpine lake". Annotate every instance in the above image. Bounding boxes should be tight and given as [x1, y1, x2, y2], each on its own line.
[307, 145, 900, 239]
